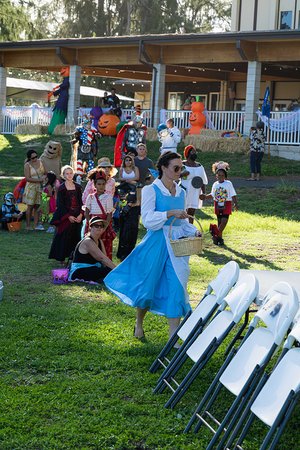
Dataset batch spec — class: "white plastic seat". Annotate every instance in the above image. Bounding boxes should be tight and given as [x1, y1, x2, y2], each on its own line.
[184, 281, 299, 450]
[231, 314, 300, 450]
[220, 328, 274, 396]
[162, 273, 258, 409]
[150, 261, 240, 375]
[251, 348, 300, 426]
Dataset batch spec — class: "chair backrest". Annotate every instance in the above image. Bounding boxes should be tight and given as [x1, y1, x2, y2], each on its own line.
[250, 347, 300, 427]
[223, 273, 259, 323]
[177, 261, 240, 342]
[284, 313, 300, 350]
[209, 261, 240, 303]
[186, 275, 256, 363]
[250, 282, 299, 346]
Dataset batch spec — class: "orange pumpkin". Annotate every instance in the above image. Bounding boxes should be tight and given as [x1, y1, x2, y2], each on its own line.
[98, 114, 120, 136]
[188, 102, 206, 135]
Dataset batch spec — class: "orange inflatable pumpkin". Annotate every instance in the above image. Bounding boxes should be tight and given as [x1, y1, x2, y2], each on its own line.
[188, 102, 206, 135]
[98, 114, 120, 136]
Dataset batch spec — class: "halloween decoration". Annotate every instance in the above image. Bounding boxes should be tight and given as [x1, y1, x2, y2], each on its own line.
[98, 113, 120, 136]
[48, 67, 70, 135]
[188, 101, 206, 135]
[40, 141, 62, 177]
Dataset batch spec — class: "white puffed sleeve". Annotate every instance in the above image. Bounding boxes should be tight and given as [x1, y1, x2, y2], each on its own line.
[141, 185, 168, 231]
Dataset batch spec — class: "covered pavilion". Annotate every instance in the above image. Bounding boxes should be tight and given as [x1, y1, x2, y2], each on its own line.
[1, 30, 300, 130]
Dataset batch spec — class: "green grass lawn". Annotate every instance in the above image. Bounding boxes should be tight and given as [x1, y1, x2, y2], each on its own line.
[0, 134, 300, 449]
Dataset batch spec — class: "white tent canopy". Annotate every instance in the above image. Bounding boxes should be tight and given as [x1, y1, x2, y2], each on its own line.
[6, 77, 137, 103]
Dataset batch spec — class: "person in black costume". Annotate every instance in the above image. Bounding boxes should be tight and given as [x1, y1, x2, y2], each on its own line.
[49, 165, 83, 264]
[69, 217, 116, 282]
[116, 187, 140, 261]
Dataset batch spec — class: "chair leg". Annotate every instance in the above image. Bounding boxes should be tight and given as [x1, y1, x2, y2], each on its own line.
[229, 412, 256, 450]
[149, 332, 180, 373]
[194, 382, 223, 433]
[185, 347, 238, 434]
[262, 392, 297, 450]
[154, 352, 189, 394]
[225, 372, 269, 449]
[165, 358, 205, 409]
[149, 310, 192, 373]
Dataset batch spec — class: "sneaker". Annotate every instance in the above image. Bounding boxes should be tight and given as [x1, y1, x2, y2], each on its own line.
[34, 224, 45, 231]
[46, 226, 55, 233]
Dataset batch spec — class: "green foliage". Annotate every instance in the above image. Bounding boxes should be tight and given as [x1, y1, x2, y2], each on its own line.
[0, 134, 300, 448]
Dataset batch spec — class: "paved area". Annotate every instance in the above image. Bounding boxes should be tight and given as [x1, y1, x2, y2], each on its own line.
[208, 175, 300, 189]
[1, 175, 300, 189]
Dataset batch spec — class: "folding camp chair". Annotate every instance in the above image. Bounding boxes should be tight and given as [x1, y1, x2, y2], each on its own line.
[184, 281, 299, 450]
[226, 311, 300, 450]
[150, 261, 240, 375]
[159, 273, 258, 409]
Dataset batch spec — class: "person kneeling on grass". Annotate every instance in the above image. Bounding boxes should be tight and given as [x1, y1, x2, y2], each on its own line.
[68, 217, 116, 283]
[200, 161, 238, 246]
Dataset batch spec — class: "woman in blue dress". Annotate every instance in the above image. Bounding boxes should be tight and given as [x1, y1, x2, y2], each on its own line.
[104, 152, 200, 339]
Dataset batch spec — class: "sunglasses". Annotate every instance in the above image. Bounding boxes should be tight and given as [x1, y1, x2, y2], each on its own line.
[92, 223, 105, 229]
[125, 159, 132, 162]
[173, 165, 183, 173]
[31, 156, 38, 160]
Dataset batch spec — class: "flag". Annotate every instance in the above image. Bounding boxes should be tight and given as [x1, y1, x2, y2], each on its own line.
[262, 86, 271, 118]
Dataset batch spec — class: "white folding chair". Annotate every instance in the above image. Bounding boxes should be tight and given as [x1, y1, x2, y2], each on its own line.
[159, 273, 258, 409]
[150, 261, 240, 374]
[184, 281, 299, 450]
[227, 312, 300, 450]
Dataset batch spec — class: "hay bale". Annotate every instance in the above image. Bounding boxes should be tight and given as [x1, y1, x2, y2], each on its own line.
[15, 124, 48, 135]
[183, 132, 249, 154]
[53, 124, 68, 135]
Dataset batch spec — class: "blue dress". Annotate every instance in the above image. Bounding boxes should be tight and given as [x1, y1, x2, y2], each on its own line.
[104, 181, 197, 318]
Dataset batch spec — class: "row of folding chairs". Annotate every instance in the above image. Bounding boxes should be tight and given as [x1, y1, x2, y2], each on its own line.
[150, 261, 300, 449]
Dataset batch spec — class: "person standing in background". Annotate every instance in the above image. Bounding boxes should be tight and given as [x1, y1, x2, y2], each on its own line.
[248, 121, 265, 181]
[134, 143, 155, 186]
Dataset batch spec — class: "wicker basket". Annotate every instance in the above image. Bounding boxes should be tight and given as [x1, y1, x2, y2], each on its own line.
[7, 221, 22, 232]
[168, 215, 203, 257]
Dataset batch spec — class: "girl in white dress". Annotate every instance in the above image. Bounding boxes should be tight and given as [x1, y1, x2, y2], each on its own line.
[181, 145, 208, 223]
[105, 152, 200, 340]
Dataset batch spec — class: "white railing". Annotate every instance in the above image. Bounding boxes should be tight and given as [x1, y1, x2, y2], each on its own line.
[1, 106, 300, 145]
[160, 109, 246, 134]
[258, 110, 300, 145]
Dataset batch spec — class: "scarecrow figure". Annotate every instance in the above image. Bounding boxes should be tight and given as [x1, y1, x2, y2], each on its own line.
[48, 67, 70, 134]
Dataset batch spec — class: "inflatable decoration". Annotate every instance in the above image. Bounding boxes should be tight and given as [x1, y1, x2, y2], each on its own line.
[188, 101, 206, 135]
[90, 106, 103, 130]
[98, 114, 120, 136]
[40, 140, 62, 177]
[48, 67, 70, 135]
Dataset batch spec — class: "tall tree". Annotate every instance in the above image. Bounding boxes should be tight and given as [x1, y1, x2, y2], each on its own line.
[0, 0, 34, 41]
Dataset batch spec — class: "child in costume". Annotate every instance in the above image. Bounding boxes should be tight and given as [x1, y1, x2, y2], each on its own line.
[41, 171, 60, 233]
[1, 192, 22, 230]
[200, 161, 238, 246]
[85, 169, 116, 260]
[82, 157, 117, 206]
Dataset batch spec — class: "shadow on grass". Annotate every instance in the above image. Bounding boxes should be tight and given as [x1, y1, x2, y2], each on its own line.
[202, 247, 282, 271]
